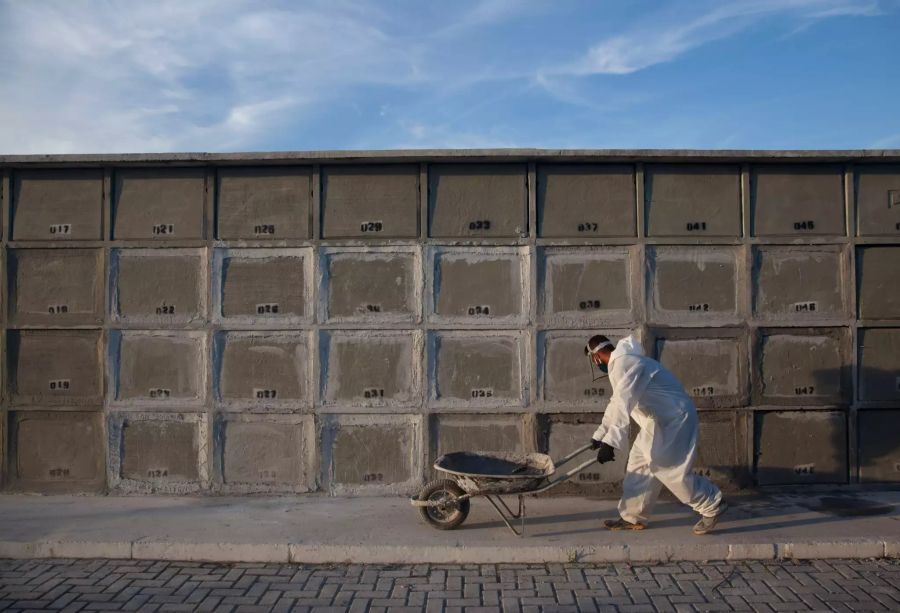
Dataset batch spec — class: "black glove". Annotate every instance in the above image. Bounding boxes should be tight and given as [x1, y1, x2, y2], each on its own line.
[589, 438, 603, 450]
[595, 442, 616, 464]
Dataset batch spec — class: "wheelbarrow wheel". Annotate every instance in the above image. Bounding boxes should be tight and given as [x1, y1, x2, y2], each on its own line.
[418, 479, 470, 530]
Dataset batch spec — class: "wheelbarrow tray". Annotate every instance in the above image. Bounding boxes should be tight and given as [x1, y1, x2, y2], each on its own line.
[414, 444, 596, 536]
[434, 451, 555, 495]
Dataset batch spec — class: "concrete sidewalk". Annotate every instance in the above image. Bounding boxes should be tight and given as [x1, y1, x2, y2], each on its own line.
[0, 490, 897, 564]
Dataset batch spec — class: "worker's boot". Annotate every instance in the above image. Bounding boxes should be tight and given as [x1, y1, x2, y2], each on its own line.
[692, 499, 728, 536]
[603, 518, 646, 531]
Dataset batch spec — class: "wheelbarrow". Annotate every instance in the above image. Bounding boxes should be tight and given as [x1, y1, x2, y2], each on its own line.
[410, 443, 596, 536]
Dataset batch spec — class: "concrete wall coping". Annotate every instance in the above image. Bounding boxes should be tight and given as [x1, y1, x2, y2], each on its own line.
[3, 148, 900, 166]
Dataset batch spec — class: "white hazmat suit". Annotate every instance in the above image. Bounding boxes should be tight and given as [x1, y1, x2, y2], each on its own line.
[592, 335, 723, 524]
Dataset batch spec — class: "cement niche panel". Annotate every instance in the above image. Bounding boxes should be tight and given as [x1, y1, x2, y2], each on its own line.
[429, 164, 527, 238]
[858, 410, 900, 483]
[536, 414, 627, 495]
[431, 414, 527, 458]
[321, 164, 419, 238]
[321, 331, 420, 408]
[111, 249, 206, 325]
[112, 331, 205, 405]
[857, 328, 900, 402]
[539, 247, 632, 326]
[113, 168, 206, 240]
[12, 169, 104, 240]
[752, 246, 846, 321]
[756, 328, 849, 406]
[536, 164, 636, 237]
[121, 418, 200, 482]
[539, 330, 635, 408]
[431, 332, 523, 407]
[751, 165, 845, 236]
[8, 330, 102, 406]
[9, 411, 104, 493]
[430, 248, 526, 324]
[647, 246, 739, 323]
[107, 412, 207, 493]
[696, 411, 750, 490]
[215, 331, 311, 409]
[8, 248, 104, 326]
[429, 413, 529, 480]
[857, 247, 900, 320]
[754, 410, 848, 485]
[217, 166, 312, 239]
[323, 415, 420, 494]
[320, 248, 419, 324]
[216, 415, 315, 492]
[855, 164, 900, 237]
[651, 330, 748, 408]
[644, 164, 742, 237]
[215, 249, 312, 324]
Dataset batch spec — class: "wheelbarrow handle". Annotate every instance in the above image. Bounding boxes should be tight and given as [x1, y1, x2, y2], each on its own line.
[552, 442, 595, 468]
[518, 443, 598, 497]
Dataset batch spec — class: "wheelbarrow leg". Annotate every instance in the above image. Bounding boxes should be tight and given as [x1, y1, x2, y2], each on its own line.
[484, 494, 528, 537]
[521, 496, 525, 537]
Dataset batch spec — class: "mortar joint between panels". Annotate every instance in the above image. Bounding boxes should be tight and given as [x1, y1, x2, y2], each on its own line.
[7, 241, 110, 249]
[423, 323, 533, 331]
[316, 405, 427, 415]
[421, 405, 537, 415]
[644, 320, 745, 328]
[213, 239, 319, 246]
[7, 404, 108, 412]
[747, 237, 852, 245]
[423, 240, 533, 247]
[316, 321, 422, 329]
[107, 240, 211, 247]
[749, 404, 854, 411]
[6, 324, 109, 331]
[107, 402, 209, 411]
[106, 323, 211, 331]
[214, 404, 317, 414]
[748, 319, 858, 327]
[641, 238, 745, 246]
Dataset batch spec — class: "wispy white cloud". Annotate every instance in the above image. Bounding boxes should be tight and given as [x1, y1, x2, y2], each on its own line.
[561, 0, 883, 76]
[390, 120, 523, 150]
[0, 0, 426, 153]
[432, 0, 545, 38]
[532, 73, 654, 114]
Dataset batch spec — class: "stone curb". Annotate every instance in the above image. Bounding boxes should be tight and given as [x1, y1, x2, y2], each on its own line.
[0, 539, 896, 563]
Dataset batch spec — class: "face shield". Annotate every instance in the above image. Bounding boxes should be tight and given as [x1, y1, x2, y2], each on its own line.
[584, 340, 614, 381]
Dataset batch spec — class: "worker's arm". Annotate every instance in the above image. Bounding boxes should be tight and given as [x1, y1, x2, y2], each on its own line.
[591, 355, 652, 450]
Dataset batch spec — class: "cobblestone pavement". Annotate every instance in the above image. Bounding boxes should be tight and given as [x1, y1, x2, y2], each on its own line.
[0, 558, 898, 612]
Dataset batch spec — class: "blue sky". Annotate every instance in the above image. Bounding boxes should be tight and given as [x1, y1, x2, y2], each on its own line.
[1, 0, 898, 154]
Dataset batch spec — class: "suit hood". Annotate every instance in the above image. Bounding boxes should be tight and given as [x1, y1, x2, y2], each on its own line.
[610, 334, 645, 362]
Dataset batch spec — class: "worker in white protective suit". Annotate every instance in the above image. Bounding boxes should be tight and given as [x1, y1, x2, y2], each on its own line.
[585, 334, 727, 535]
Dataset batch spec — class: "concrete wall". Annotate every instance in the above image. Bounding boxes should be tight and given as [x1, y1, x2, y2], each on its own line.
[1, 150, 898, 495]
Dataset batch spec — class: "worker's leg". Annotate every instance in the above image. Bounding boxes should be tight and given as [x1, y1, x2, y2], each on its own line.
[618, 430, 664, 525]
[655, 465, 723, 517]
[652, 419, 723, 518]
